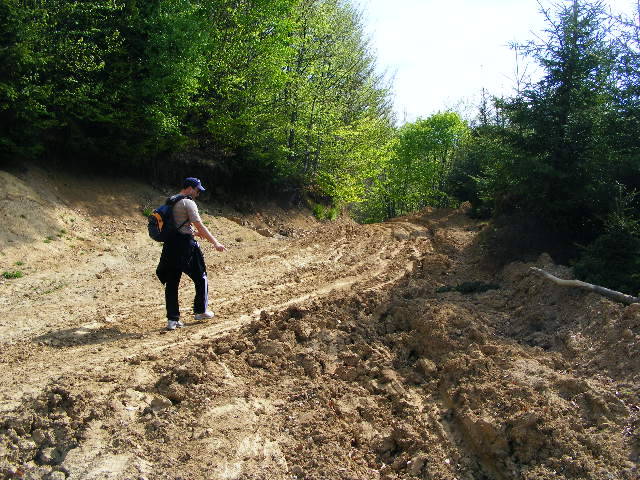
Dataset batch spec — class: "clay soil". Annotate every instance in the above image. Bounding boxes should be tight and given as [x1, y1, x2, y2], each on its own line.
[0, 166, 639, 480]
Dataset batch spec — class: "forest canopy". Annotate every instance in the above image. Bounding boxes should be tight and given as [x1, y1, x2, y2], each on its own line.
[0, 0, 395, 204]
[1, 0, 639, 292]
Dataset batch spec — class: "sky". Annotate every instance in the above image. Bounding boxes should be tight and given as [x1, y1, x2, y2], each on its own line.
[354, 0, 639, 123]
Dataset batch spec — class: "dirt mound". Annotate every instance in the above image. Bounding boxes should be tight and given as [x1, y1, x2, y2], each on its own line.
[1, 166, 638, 479]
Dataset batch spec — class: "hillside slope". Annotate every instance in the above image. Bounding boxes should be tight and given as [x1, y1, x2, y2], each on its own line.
[0, 166, 638, 480]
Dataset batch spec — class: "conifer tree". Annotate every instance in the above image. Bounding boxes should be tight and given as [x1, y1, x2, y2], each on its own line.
[499, 0, 618, 239]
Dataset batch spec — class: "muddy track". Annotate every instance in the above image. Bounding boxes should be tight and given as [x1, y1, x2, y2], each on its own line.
[1, 169, 639, 480]
[0, 200, 430, 414]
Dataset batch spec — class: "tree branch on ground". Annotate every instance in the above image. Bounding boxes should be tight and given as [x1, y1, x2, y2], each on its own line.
[530, 267, 639, 305]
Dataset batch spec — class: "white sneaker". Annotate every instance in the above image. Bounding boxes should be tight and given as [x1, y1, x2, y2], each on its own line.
[194, 311, 214, 320]
[167, 320, 185, 330]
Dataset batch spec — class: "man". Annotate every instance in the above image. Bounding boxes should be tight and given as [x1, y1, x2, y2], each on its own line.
[156, 177, 226, 330]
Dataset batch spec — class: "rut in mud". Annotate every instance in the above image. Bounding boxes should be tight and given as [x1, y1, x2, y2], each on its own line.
[0, 166, 639, 480]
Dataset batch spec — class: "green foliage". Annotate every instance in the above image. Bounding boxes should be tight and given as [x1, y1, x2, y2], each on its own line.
[447, 124, 511, 218]
[358, 111, 468, 222]
[111, 0, 211, 156]
[458, 0, 640, 279]
[197, 0, 296, 155]
[574, 229, 640, 295]
[0, 0, 51, 159]
[311, 202, 339, 221]
[2, 270, 23, 279]
[479, 214, 570, 267]
[27, 0, 128, 161]
[497, 1, 618, 238]
[271, 0, 395, 204]
[0, 0, 395, 208]
[574, 185, 640, 294]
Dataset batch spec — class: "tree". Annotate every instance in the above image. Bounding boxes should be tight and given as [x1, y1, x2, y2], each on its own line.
[0, 0, 396, 205]
[0, 0, 46, 161]
[378, 112, 468, 218]
[498, 0, 618, 240]
[446, 122, 512, 218]
[275, 0, 395, 204]
[192, 0, 296, 179]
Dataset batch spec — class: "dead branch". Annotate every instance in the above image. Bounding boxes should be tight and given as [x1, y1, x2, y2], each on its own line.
[530, 267, 640, 305]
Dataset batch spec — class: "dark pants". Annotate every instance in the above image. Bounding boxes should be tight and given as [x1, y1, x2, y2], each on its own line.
[157, 236, 208, 320]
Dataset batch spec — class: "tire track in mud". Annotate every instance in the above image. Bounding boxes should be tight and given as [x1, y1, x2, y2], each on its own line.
[0, 211, 441, 479]
[3, 202, 635, 480]
[3, 170, 638, 480]
[0, 218, 431, 415]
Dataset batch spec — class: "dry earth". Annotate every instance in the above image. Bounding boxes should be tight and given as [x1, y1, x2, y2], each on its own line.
[0, 166, 639, 480]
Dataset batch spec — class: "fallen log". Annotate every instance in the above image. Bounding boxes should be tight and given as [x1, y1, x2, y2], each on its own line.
[530, 267, 640, 305]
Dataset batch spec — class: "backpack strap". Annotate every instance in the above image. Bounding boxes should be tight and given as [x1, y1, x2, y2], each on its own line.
[165, 194, 190, 206]
[167, 194, 192, 231]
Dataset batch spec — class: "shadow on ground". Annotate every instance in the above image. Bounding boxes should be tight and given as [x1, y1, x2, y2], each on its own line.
[33, 326, 137, 348]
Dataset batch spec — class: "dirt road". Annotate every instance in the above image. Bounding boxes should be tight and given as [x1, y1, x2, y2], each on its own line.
[1, 167, 638, 480]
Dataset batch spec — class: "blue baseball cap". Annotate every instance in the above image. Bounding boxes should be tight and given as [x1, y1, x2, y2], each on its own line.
[183, 177, 205, 191]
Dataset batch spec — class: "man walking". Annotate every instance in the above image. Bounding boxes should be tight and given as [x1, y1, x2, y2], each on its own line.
[156, 177, 226, 330]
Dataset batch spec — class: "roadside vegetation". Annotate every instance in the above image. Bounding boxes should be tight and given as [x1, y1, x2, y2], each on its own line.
[2, 270, 23, 280]
[448, 1, 640, 295]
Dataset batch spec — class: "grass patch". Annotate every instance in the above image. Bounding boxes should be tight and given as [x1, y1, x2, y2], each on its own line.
[142, 207, 153, 217]
[312, 203, 339, 221]
[15, 261, 24, 266]
[2, 270, 24, 279]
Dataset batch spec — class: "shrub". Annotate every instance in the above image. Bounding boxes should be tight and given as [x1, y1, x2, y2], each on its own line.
[2, 271, 23, 279]
[312, 203, 339, 221]
[480, 214, 575, 268]
[446, 126, 512, 220]
[574, 228, 640, 295]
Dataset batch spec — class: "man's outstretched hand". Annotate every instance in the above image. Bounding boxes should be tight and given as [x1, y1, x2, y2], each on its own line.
[193, 221, 226, 252]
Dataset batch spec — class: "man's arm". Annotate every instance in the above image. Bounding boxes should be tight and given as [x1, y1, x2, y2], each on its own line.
[193, 221, 226, 251]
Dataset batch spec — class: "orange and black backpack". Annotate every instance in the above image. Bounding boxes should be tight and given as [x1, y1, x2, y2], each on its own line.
[148, 195, 189, 242]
